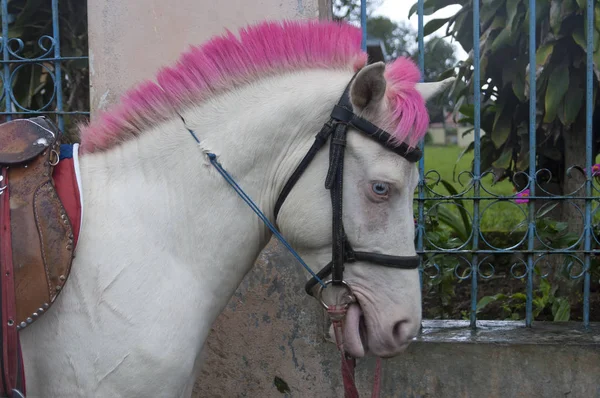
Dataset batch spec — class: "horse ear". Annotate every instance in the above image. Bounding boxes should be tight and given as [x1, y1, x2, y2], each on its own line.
[414, 77, 455, 102]
[350, 61, 386, 113]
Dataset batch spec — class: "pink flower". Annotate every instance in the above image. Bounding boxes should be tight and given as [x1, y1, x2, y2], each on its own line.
[515, 189, 530, 204]
[583, 164, 600, 177]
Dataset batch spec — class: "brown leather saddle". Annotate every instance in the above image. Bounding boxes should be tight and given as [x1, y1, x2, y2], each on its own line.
[0, 116, 75, 328]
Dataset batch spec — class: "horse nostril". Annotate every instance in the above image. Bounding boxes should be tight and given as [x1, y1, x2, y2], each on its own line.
[393, 320, 407, 341]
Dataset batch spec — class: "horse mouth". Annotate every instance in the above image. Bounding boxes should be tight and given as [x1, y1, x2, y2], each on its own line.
[343, 303, 368, 357]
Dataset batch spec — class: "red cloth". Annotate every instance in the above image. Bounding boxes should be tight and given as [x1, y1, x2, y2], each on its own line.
[52, 156, 82, 247]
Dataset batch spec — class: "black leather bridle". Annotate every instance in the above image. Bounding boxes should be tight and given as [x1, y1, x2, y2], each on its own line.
[273, 73, 422, 297]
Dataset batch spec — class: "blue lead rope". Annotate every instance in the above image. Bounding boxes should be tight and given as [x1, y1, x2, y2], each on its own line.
[184, 125, 325, 288]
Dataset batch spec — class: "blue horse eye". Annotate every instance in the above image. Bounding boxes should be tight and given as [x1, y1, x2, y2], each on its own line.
[372, 182, 389, 195]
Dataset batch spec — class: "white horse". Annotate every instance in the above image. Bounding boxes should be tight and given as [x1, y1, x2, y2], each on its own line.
[19, 20, 452, 397]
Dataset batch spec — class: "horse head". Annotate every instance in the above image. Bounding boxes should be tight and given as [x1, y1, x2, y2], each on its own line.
[275, 60, 453, 358]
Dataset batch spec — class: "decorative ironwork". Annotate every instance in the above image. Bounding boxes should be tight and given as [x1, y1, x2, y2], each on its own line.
[0, 0, 89, 131]
[410, 0, 596, 328]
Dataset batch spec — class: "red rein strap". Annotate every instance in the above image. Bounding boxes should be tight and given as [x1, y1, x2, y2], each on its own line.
[0, 170, 26, 397]
[327, 306, 382, 398]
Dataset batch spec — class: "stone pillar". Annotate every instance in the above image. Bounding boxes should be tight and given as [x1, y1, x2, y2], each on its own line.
[87, 0, 332, 113]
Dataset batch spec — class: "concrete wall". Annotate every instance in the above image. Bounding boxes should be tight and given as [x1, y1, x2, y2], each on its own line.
[192, 240, 600, 397]
[87, 0, 331, 113]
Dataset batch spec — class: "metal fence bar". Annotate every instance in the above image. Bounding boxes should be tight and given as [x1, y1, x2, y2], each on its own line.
[1, 0, 10, 120]
[525, 0, 537, 327]
[406, 0, 595, 327]
[470, 0, 482, 329]
[417, 0, 426, 293]
[360, 0, 367, 51]
[583, 0, 595, 328]
[51, 0, 64, 131]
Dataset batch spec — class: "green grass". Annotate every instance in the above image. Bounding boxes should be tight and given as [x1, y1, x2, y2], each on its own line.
[420, 144, 526, 232]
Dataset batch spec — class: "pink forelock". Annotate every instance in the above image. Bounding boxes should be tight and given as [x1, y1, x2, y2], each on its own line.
[79, 20, 429, 153]
[383, 57, 430, 148]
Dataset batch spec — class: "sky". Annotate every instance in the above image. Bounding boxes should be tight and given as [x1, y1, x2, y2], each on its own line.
[371, 1, 468, 60]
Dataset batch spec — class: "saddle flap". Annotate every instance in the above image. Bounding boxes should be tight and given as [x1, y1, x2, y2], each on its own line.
[0, 118, 59, 165]
[0, 116, 74, 327]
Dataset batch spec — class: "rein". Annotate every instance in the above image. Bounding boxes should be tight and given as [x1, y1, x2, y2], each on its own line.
[182, 70, 422, 397]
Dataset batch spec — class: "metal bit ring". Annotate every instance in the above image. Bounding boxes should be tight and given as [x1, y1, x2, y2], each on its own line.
[316, 280, 355, 310]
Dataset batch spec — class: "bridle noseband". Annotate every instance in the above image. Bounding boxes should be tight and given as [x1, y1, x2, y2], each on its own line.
[272, 73, 422, 302]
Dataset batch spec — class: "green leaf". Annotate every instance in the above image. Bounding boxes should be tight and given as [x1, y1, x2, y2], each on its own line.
[504, 59, 527, 102]
[555, 221, 569, 231]
[459, 103, 475, 118]
[408, 0, 460, 18]
[492, 148, 513, 169]
[408, 1, 432, 18]
[576, 0, 585, 9]
[536, 1, 551, 22]
[423, 18, 452, 36]
[273, 376, 291, 394]
[512, 72, 526, 102]
[490, 14, 507, 31]
[431, 205, 468, 242]
[492, 99, 513, 147]
[537, 202, 560, 218]
[480, 137, 499, 173]
[582, 12, 600, 53]
[552, 298, 571, 321]
[550, 0, 563, 35]
[506, 0, 522, 32]
[536, 43, 555, 68]
[573, 25, 586, 51]
[511, 293, 527, 301]
[453, 10, 474, 53]
[439, 180, 471, 236]
[481, 0, 505, 27]
[491, 28, 512, 52]
[476, 294, 506, 313]
[559, 72, 584, 126]
[544, 64, 570, 123]
[461, 127, 475, 138]
[452, 140, 475, 183]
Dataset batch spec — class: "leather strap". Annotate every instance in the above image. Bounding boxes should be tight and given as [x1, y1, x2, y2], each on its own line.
[326, 123, 348, 285]
[329, 104, 422, 162]
[304, 252, 421, 295]
[0, 169, 25, 397]
[273, 122, 335, 221]
[352, 252, 420, 268]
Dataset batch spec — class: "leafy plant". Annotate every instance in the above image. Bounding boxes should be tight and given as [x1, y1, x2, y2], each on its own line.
[476, 277, 571, 321]
[413, 0, 600, 203]
[418, 176, 581, 321]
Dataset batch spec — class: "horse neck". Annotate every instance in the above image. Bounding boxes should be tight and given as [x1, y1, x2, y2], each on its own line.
[77, 68, 352, 314]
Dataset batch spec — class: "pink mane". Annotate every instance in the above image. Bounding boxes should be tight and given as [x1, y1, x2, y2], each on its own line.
[79, 20, 428, 153]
